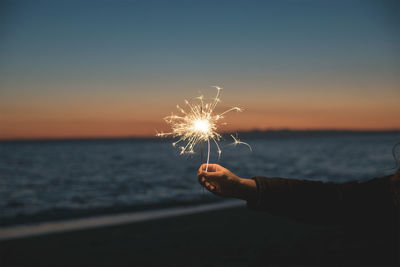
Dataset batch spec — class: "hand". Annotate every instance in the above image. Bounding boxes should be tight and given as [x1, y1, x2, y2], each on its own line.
[197, 164, 257, 201]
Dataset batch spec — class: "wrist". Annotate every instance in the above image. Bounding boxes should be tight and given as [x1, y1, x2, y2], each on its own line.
[236, 178, 257, 202]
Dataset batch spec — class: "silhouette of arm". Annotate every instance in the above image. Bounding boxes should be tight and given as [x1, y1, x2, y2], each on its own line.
[247, 175, 398, 224]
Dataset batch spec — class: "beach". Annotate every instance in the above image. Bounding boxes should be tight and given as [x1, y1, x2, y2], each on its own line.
[1, 133, 399, 266]
[1, 202, 393, 267]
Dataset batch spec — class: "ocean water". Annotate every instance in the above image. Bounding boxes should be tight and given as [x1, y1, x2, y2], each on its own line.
[0, 132, 399, 224]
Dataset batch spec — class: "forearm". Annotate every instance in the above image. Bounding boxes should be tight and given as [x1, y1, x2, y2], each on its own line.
[235, 178, 257, 202]
[248, 175, 396, 224]
[246, 176, 348, 223]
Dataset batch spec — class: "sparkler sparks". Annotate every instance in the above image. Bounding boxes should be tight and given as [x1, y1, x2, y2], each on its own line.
[157, 86, 251, 171]
[231, 133, 252, 152]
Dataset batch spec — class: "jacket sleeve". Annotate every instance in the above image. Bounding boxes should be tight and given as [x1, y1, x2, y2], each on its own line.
[247, 175, 397, 224]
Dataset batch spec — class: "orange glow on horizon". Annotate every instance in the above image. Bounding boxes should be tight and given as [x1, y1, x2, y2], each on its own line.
[1, 85, 399, 140]
[1, 110, 399, 140]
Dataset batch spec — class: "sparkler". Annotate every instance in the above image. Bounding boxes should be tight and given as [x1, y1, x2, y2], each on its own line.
[157, 86, 251, 172]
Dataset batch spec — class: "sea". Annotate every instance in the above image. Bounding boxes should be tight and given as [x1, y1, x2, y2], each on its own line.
[1, 131, 399, 226]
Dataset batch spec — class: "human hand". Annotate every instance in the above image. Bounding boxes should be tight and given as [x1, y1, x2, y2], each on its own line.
[197, 164, 257, 201]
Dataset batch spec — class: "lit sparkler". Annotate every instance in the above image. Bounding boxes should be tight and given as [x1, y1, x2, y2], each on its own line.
[157, 86, 251, 171]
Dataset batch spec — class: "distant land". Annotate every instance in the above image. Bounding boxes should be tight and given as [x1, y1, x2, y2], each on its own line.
[0, 129, 399, 143]
[236, 129, 400, 138]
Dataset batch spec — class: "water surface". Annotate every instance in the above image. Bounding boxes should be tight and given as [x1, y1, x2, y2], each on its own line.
[1, 132, 398, 224]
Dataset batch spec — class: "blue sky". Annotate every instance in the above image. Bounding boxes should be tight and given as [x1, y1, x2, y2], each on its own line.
[0, 0, 399, 138]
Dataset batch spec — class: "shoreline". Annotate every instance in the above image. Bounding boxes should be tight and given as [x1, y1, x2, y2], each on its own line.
[0, 197, 226, 227]
[0, 200, 244, 241]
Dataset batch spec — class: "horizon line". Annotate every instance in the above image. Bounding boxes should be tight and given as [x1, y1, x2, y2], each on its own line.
[1, 128, 399, 142]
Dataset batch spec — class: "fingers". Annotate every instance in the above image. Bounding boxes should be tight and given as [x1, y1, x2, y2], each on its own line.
[198, 165, 204, 175]
[198, 171, 224, 182]
[199, 163, 220, 172]
[197, 171, 222, 184]
[198, 175, 205, 185]
[197, 163, 225, 193]
[207, 182, 216, 191]
[203, 180, 216, 192]
[198, 164, 216, 177]
[197, 171, 217, 192]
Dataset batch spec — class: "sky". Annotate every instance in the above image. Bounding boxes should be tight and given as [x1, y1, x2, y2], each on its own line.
[0, 0, 399, 139]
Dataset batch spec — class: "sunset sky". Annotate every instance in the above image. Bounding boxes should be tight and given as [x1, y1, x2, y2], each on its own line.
[1, 0, 399, 140]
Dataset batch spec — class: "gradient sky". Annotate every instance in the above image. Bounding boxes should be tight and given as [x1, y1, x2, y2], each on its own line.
[1, 0, 399, 139]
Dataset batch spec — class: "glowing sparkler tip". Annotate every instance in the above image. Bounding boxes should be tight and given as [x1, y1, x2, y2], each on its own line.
[193, 119, 210, 133]
[156, 86, 251, 159]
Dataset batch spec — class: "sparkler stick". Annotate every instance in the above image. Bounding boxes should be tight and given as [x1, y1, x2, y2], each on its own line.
[206, 138, 210, 172]
[157, 86, 251, 172]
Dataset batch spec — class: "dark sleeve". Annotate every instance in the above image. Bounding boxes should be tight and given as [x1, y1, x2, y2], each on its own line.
[247, 175, 397, 224]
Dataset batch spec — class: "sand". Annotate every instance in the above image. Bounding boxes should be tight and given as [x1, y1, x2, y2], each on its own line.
[0, 205, 396, 266]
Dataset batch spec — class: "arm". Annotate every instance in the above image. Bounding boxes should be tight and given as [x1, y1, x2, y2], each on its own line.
[198, 164, 398, 224]
[251, 175, 396, 224]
